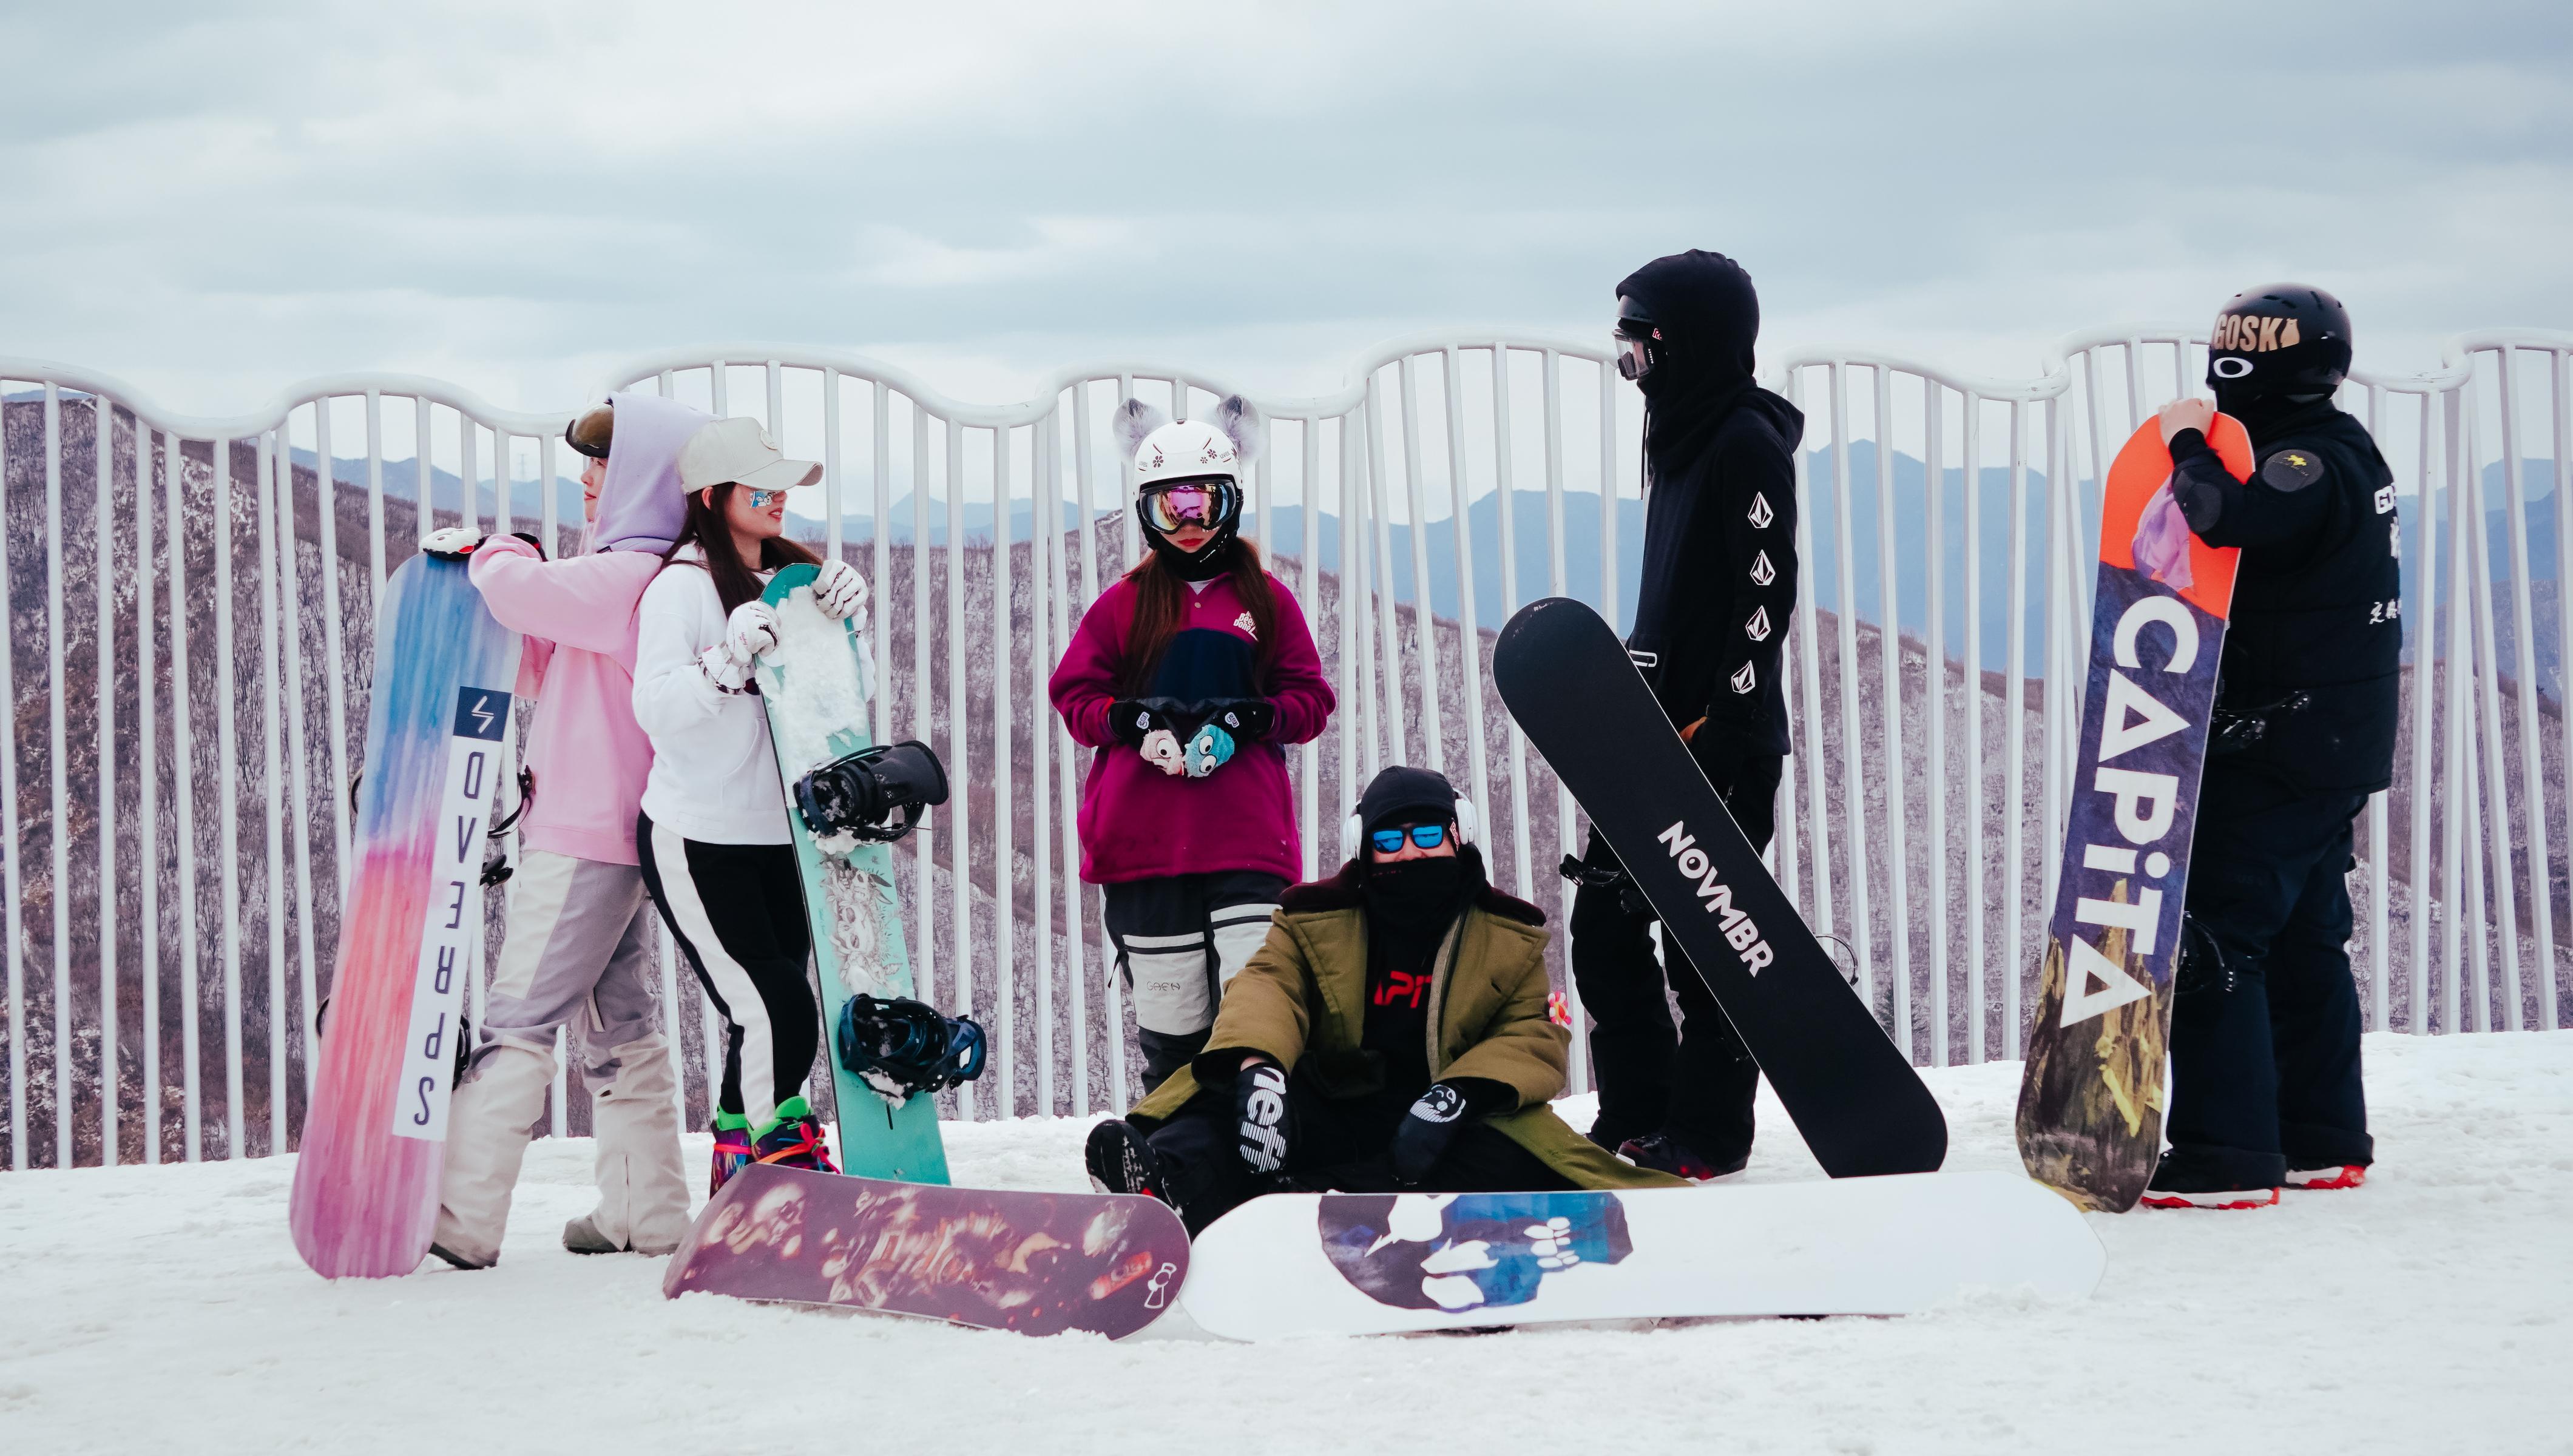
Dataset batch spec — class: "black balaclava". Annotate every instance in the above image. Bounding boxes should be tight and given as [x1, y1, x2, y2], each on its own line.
[1615, 249, 1762, 465]
[1138, 480, 1242, 581]
[1354, 766, 1479, 947]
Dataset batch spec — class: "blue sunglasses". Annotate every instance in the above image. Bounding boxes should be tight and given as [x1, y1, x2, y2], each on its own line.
[1370, 823, 1449, 854]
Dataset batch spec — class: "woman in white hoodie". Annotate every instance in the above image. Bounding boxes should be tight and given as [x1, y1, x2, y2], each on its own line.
[631, 415, 865, 1193]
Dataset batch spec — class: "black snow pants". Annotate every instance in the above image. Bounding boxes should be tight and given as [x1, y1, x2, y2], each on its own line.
[2163, 765, 2373, 1189]
[1141, 1063, 1572, 1235]
[1567, 750, 1780, 1165]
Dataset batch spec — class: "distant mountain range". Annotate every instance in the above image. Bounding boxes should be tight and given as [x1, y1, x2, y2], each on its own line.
[292, 442, 2557, 682]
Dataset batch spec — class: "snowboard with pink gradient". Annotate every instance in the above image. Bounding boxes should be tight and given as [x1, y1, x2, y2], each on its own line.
[288, 553, 518, 1278]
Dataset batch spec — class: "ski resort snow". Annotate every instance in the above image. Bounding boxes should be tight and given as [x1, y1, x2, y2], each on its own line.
[4, 1031, 2565, 1455]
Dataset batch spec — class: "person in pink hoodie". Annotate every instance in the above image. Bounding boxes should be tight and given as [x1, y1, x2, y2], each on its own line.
[1049, 395, 1334, 1088]
[417, 391, 708, 1269]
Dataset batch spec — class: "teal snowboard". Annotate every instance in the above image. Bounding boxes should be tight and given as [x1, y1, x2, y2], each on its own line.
[756, 564, 949, 1184]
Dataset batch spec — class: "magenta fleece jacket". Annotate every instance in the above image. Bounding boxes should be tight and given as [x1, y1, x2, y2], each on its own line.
[1050, 573, 1334, 885]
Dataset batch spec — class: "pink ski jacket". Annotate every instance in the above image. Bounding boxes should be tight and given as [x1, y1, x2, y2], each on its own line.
[1050, 572, 1334, 884]
[465, 391, 707, 864]
[470, 543, 662, 864]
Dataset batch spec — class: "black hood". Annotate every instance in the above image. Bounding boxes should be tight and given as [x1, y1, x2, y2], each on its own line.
[1616, 249, 1773, 462]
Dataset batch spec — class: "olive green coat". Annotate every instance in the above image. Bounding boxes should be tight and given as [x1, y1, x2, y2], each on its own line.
[1130, 866, 1682, 1191]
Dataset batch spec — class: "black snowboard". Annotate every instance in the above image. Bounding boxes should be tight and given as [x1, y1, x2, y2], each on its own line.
[1493, 598, 1946, 1178]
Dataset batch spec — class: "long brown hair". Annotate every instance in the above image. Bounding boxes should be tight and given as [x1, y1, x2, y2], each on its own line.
[656, 482, 822, 615]
[1118, 538, 1278, 695]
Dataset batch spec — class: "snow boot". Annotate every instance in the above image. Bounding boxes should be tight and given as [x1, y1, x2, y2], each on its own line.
[429, 1038, 557, 1269]
[1617, 1131, 1748, 1182]
[710, 1111, 754, 1196]
[563, 1034, 692, 1256]
[2287, 1164, 2368, 1191]
[2139, 1147, 2282, 1210]
[749, 1096, 838, 1175]
[1085, 1119, 1170, 1202]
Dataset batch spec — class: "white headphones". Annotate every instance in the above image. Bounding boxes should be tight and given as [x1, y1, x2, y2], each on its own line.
[1341, 792, 1480, 861]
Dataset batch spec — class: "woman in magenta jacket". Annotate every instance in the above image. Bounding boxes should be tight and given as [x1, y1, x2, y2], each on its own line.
[1049, 396, 1334, 1087]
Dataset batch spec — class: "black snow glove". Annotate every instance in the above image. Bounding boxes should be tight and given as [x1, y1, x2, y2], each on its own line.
[1106, 698, 1184, 748]
[1234, 1059, 1293, 1174]
[1196, 697, 1276, 742]
[1388, 1079, 1511, 1185]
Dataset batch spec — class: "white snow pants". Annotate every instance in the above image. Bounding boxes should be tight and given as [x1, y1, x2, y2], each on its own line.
[433, 852, 689, 1265]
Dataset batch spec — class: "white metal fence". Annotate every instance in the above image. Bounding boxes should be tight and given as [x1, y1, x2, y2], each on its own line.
[2, 324, 2565, 1170]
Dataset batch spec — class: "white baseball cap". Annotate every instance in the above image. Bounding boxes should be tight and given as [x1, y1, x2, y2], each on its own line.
[677, 416, 822, 496]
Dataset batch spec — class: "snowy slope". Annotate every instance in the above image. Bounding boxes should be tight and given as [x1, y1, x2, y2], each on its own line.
[2, 1033, 2566, 1455]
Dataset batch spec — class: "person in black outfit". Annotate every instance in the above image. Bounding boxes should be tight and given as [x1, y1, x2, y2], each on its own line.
[2142, 282, 2401, 1209]
[1564, 249, 1805, 1180]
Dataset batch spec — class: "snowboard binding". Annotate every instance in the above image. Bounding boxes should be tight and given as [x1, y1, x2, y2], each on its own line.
[794, 741, 948, 846]
[835, 994, 986, 1105]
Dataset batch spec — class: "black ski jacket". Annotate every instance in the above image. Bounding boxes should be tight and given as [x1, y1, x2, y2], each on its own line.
[1625, 388, 1805, 753]
[2168, 399, 2401, 793]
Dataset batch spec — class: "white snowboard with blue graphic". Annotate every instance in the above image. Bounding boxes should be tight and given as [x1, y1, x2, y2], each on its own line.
[1179, 1173, 2102, 1339]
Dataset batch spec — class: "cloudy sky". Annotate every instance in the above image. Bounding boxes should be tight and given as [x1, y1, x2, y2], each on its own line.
[2, 0, 2565, 417]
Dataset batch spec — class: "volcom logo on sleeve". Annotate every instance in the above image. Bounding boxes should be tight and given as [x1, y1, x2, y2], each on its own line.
[1729, 661, 1757, 693]
[1746, 493, 1774, 529]
[1748, 551, 1776, 587]
[1655, 821, 1774, 973]
[1743, 605, 1771, 642]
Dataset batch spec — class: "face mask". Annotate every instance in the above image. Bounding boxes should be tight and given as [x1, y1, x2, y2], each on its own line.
[1364, 854, 1469, 940]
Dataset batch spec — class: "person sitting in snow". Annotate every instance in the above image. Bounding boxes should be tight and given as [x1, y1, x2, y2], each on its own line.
[1084, 766, 1682, 1233]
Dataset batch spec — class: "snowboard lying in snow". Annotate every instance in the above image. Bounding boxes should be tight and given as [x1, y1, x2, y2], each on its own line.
[1180, 1173, 2103, 1340]
[663, 1163, 1189, 1339]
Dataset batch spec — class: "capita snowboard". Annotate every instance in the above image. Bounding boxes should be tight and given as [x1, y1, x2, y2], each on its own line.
[755, 564, 948, 1184]
[1181, 1172, 2101, 1339]
[1493, 598, 1946, 1178]
[2017, 414, 2249, 1211]
[663, 1162, 1189, 1339]
[289, 553, 519, 1278]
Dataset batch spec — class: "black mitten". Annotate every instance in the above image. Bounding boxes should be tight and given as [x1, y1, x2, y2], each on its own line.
[1388, 1079, 1510, 1185]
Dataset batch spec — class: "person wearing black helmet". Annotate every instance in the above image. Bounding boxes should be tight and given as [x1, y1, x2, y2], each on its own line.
[1084, 766, 1680, 1233]
[1564, 250, 1805, 1181]
[2139, 283, 2401, 1210]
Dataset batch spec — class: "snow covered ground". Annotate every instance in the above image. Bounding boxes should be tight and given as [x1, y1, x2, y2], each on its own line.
[4, 1033, 2568, 1455]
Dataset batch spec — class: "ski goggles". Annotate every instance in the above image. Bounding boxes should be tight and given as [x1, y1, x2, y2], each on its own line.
[1140, 477, 1239, 534]
[1614, 298, 1660, 382]
[1370, 822, 1449, 854]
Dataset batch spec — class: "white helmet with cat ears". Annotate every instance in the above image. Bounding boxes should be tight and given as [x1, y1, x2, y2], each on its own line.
[1112, 394, 1262, 491]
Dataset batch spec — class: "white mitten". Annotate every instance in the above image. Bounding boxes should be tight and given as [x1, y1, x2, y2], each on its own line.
[700, 601, 779, 693]
[814, 559, 870, 627]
